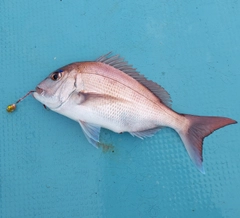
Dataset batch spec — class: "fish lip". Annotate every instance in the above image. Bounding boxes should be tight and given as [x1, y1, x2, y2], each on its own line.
[35, 86, 44, 95]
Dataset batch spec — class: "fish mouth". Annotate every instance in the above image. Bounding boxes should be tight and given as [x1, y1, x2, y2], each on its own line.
[35, 86, 44, 95]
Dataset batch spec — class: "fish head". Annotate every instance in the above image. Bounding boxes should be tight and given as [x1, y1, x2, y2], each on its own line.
[33, 66, 78, 109]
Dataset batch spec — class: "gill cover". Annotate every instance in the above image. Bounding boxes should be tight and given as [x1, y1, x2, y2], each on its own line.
[33, 69, 77, 109]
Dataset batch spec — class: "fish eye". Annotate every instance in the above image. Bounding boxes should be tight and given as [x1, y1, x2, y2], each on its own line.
[51, 72, 62, 81]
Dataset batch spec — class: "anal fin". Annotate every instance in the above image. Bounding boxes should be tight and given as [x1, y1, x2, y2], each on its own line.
[130, 127, 162, 139]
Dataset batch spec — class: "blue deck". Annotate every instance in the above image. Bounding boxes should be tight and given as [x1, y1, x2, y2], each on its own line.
[1, 1, 239, 217]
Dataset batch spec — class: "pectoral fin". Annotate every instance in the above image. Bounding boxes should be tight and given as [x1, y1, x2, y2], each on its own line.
[78, 120, 101, 148]
[74, 91, 118, 105]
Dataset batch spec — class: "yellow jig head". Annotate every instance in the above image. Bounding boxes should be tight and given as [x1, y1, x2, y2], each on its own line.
[6, 91, 35, 113]
[6, 104, 16, 112]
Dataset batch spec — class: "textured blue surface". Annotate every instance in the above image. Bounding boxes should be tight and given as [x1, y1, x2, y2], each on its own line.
[1, 1, 240, 218]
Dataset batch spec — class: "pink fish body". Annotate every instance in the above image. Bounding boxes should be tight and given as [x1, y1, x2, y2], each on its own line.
[33, 53, 237, 173]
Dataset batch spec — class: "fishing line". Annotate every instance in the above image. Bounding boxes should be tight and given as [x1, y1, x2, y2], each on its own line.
[6, 90, 35, 112]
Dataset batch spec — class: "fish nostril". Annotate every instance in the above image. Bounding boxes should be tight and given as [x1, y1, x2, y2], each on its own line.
[36, 87, 43, 94]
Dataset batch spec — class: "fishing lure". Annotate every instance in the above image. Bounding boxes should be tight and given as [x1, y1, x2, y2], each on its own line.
[6, 91, 35, 112]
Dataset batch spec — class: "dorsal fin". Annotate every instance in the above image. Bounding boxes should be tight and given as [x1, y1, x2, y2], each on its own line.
[96, 53, 172, 107]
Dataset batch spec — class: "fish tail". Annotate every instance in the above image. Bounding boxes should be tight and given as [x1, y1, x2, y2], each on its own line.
[178, 114, 237, 174]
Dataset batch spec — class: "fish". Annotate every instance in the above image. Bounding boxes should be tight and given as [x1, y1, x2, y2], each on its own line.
[33, 53, 237, 173]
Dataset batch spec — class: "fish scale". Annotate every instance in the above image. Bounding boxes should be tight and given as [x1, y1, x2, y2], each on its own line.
[78, 64, 165, 125]
[77, 68, 164, 128]
[80, 62, 162, 104]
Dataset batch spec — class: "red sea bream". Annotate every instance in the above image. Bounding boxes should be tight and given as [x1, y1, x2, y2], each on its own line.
[33, 53, 237, 173]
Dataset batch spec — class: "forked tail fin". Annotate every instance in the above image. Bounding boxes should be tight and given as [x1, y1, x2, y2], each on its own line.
[178, 115, 237, 174]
